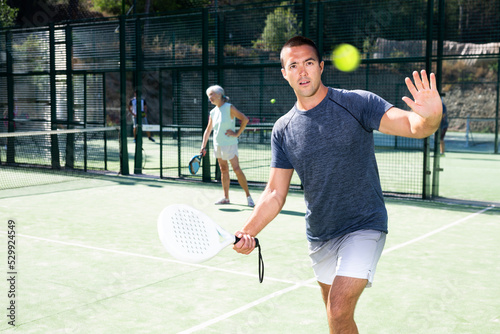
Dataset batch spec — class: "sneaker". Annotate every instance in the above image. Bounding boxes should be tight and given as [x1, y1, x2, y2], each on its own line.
[215, 198, 230, 205]
[247, 196, 255, 207]
[149, 137, 155, 142]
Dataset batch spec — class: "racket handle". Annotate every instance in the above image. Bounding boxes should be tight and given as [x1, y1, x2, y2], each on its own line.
[234, 236, 264, 283]
[234, 236, 260, 247]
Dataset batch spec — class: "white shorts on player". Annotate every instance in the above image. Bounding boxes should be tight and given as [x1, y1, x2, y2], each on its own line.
[308, 229, 386, 287]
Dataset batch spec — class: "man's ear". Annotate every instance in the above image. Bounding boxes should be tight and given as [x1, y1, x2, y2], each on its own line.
[319, 61, 324, 74]
[281, 67, 287, 80]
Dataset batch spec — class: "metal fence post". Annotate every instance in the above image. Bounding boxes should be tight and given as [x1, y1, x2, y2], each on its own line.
[495, 50, 500, 154]
[65, 24, 75, 169]
[119, 14, 129, 175]
[432, 0, 446, 198]
[134, 16, 144, 174]
[202, 8, 211, 182]
[5, 30, 15, 164]
[422, 0, 434, 199]
[49, 23, 61, 169]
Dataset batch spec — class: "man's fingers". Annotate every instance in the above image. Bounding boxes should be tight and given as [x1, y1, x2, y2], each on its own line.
[412, 70, 424, 91]
[419, 69, 430, 90]
[429, 72, 436, 91]
[233, 233, 255, 255]
[401, 96, 417, 111]
[405, 76, 418, 97]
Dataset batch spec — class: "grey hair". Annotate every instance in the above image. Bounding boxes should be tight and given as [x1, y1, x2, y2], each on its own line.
[206, 85, 230, 102]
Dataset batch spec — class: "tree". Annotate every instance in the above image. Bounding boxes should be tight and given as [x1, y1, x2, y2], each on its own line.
[0, 0, 18, 27]
[252, 3, 301, 52]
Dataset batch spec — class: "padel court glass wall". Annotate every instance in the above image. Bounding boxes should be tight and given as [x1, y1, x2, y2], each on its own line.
[1, 0, 499, 198]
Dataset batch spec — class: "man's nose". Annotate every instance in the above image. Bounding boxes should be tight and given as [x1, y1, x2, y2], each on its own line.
[299, 65, 308, 76]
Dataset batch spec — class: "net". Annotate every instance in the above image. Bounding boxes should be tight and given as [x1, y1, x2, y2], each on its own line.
[0, 127, 120, 190]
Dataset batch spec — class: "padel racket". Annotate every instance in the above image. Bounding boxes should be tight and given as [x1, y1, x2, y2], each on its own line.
[158, 204, 264, 283]
[188, 154, 202, 175]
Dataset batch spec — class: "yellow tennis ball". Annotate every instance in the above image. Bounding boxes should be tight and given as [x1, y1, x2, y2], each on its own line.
[270, 99, 276, 104]
[332, 44, 361, 72]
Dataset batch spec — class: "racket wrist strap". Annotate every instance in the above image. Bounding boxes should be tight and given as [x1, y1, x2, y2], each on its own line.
[256, 240, 264, 283]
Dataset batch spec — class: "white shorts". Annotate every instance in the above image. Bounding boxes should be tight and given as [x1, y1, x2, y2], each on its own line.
[213, 144, 238, 160]
[308, 229, 386, 287]
[132, 116, 148, 128]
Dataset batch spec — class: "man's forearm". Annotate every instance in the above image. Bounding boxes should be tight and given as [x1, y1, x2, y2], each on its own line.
[241, 186, 286, 237]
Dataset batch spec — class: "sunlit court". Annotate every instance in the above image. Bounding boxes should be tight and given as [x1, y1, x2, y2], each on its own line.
[1, 0, 499, 333]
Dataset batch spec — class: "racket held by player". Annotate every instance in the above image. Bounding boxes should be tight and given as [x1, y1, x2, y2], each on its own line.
[157, 204, 264, 282]
[188, 154, 202, 175]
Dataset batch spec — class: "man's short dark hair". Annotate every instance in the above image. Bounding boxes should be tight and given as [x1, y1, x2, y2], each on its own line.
[280, 36, 321, 68]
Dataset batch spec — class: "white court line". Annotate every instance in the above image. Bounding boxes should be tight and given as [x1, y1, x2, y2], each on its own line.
[0, 232, 302, 286]
[382, 206, 493, 254]
[179, 206, 494, 333]
[177, 277, 318, 334]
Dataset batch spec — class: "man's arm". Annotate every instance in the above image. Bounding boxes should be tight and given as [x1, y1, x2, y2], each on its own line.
[233, 167, 294, 254]
[378, 70, 442, 139]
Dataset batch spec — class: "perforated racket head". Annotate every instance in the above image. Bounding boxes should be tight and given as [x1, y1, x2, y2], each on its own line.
[188, 155, 202, 175]
[158, 204, 236, 263]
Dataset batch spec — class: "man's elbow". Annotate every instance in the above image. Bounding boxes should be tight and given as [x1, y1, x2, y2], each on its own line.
[411, 122, 440, 139]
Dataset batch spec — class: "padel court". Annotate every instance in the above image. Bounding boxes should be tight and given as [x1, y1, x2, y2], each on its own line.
[1, 177, 498, 333]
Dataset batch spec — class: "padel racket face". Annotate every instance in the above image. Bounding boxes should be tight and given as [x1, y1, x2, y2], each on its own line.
[158, 204, 236, 263]
[188, 154, 202, 175]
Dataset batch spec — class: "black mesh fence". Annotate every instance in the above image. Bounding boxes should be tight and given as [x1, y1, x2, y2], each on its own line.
[1, 0, 499, 196]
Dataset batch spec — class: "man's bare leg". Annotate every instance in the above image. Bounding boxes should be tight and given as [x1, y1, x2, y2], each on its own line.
[319, 276, 367, 334]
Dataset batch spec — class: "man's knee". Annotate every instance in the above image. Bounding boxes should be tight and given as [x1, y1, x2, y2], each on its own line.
[328, 299, 354, 325]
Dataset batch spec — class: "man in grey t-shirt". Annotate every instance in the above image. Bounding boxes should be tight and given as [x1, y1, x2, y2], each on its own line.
[234, 36, 442, 333]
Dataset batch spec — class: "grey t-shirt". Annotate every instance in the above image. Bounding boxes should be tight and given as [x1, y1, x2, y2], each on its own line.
[271, 87, 393, 242]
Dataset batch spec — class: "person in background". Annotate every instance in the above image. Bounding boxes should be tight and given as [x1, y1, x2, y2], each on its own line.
[200, 85, 254, 207]
[128, 90, 155, 142]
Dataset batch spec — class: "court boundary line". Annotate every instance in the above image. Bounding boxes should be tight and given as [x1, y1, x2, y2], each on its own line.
[178, 206, 494, 333]
[382, 206, 493, 254]
[0, 232, 311, 287]
[177, 277, 318, 334]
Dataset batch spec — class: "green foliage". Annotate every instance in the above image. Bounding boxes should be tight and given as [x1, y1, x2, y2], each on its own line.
[92, 0, 210, 15]
[13, 34, 44, 70]
[92, 0, 122, 15]
[252, 4, 301, 52]
[0, 0, 18, 27]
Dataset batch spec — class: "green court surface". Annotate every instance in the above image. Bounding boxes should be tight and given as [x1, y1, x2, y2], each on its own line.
[438, 152, 500, 203]
[1, 177, 499, 333]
